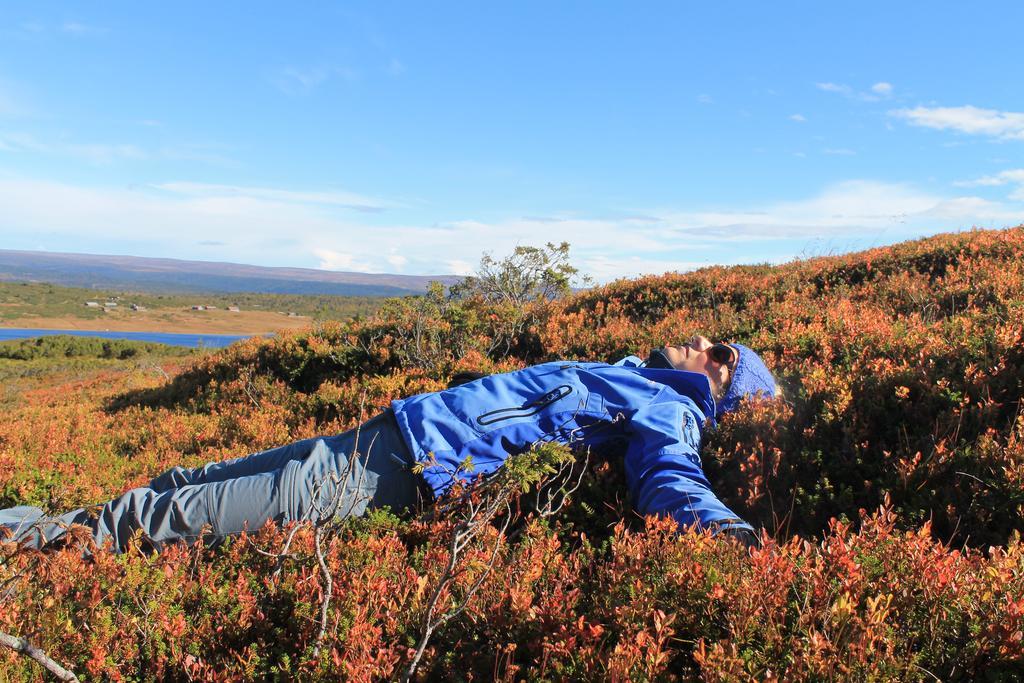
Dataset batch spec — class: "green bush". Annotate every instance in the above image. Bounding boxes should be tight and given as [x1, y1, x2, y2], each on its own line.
[0, 335, 189, 361]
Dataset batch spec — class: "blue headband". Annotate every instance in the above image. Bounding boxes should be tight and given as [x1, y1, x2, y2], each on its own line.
[717, 343, 776, 418]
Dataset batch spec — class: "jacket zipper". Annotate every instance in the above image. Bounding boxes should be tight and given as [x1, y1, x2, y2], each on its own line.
[475, 384, 574, 426]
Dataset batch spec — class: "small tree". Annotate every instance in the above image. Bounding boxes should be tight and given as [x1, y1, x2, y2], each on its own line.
[451, 242, 589, 359]
[346, 243, 587, 374]
[368, 280, 476, 373]
[450, 241, 582, 306]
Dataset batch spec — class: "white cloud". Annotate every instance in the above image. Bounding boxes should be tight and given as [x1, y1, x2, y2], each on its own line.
[892, 105, 1024, 141]
[275, 67, 329, 91]
[11, 21, 104, 37]
[314, 248, 371, 272]
[818, 80, 894, 102]
[69, 143, 147, 163]
[789, 114, 807, 123]
[0, 131, 143, 163]
[654, 180, 1022, 241]
[60, 22, 105, 35]
[386, 253, 409, 268]
[816, 82, 852, 96]
[0, 131, 146, 162]
[955, 169, 1024, 187]
[0, 176, 1019, 282]
[271, 66, 359, 94]
[0, 130, 237, 166]
[583, 255, 711, 281]
[956, 169, 1024, 201]
[154, 182, 387, 212]
[0, 176, 462, 274]
[446, 260, 475, 276]
[0, 131, 44, 152]
[696, 94, 713, 105]
[823, 147, 856, 155]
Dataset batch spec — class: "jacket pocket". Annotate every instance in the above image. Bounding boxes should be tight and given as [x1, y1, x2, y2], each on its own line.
[475, 384, 574, 426]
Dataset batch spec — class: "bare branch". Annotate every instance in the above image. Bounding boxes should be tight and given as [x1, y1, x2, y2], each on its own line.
[306, 397, 378, 660]
[0, 631, 80, 682]
[273, 522, 305, 578]
[242, 380, 262, 409]
[140, 361, 170, 382]
[401, 437, 570, 681]
[535, 449, 590, 518]
[310, 521, 334, 659]
[437, 500, 512, 629]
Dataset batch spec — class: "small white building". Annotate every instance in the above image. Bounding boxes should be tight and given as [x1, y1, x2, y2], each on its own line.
[227, 305, 240, 312]
[84, 301, 100, 307]
[130, 303, 147, 311]
[191, 305, 206, 311]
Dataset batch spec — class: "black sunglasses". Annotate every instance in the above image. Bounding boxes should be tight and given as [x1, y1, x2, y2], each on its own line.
[708, 343, 738, 370]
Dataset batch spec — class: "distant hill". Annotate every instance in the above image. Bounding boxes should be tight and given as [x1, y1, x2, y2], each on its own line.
[0, 249, 461, 296]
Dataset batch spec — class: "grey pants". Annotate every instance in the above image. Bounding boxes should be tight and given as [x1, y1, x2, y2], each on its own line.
[0, 410, 423, 553]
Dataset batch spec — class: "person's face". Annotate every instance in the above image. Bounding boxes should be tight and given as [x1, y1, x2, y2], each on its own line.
[656, 335, 737, 396]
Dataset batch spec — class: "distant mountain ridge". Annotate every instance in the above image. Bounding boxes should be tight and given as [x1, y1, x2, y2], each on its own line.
[0, 249, 461, 296]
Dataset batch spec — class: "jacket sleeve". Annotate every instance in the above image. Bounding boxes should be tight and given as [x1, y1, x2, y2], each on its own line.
[623, 392, 754, 535]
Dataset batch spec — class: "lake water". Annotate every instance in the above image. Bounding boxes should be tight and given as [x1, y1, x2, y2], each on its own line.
[0, 328, 260, 348]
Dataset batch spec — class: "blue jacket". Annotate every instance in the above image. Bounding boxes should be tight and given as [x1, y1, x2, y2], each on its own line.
[390, 357, 754, 535]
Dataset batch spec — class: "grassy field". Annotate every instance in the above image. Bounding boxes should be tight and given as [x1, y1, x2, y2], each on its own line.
[0, 280, 384, 332]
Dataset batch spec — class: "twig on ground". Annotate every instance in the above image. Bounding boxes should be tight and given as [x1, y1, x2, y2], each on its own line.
[0, 631, 80, 682]
[534, 449, 590, 518]
[402, 476, 518, 682]
[306, 399, 375, 660]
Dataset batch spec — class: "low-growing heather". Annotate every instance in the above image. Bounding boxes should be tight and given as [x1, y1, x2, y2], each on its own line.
[2, 227, 1024, 680]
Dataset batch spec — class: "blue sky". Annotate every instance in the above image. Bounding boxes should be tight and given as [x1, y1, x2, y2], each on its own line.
[1, 2, 1022, 281]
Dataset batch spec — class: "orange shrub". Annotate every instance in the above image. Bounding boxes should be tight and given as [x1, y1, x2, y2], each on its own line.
[3, 226, 1024, 679]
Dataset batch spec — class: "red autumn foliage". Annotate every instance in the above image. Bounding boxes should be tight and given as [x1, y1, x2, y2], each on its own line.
[3, 226, 1024, 680]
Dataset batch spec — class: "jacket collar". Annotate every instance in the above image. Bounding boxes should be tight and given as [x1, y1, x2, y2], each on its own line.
[628, 366, 717, 423]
